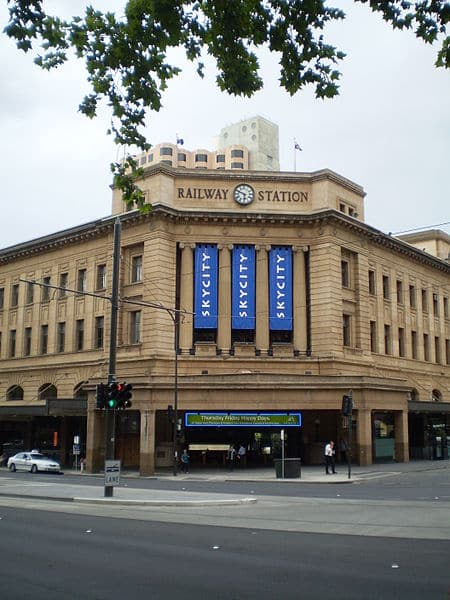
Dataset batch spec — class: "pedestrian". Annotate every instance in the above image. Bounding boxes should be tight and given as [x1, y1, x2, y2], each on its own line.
[180, 449, 190, 474]
[324, 440, 337, 474]
[237, 444, 246, 466]
[227, 444, 236, 471]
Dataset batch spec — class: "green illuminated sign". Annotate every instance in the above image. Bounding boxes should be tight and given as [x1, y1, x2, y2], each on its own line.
[185, 412, 302, 427]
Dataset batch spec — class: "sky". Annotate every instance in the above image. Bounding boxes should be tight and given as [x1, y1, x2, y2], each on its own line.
[1, 1, 449, 250]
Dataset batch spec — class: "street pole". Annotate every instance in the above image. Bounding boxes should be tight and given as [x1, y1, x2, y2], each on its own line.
[347, 389, 353, 480]
[104, 217, 121, 497]
[281, 428, 285, 479]
[172, 310, 179, 476]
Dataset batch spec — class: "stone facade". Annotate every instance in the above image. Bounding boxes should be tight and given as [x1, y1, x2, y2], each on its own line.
[1, 164, 449, 474]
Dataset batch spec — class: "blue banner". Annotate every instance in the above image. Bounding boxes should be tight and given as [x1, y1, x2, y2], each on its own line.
[194, 244, 218, 328]
[269, 246, 293, 330]
[232, 245, 256, 329]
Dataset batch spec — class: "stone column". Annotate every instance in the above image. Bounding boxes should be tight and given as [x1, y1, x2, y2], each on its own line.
[394, 409, 409, 463]
[256, 245, 270, 354]
[179, 243, 194, 353]
[140, 409, 156, 475]
[356, 409, 372, 466]
[86, 397, 105, 473]
[293, 247, 307, 352]
[217, 245, 232, 353]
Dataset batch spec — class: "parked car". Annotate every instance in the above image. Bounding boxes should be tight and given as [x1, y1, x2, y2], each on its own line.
[7, 452, 61, 474]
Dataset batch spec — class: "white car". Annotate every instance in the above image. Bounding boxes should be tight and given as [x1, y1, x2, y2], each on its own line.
[7, 452, 61, 474]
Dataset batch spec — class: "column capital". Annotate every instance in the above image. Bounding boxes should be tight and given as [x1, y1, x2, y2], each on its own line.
[179, 242, 195, 250]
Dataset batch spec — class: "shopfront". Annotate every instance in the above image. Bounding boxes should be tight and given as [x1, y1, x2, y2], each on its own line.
[182, 412, 302, 467]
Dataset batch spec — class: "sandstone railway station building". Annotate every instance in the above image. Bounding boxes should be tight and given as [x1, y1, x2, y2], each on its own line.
[1, 117, 449, 474]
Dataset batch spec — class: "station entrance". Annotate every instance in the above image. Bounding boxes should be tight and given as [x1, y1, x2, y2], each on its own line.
[182, 412, 302, 468]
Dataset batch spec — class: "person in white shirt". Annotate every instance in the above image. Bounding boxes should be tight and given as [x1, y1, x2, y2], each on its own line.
[324, 440, 337, 474]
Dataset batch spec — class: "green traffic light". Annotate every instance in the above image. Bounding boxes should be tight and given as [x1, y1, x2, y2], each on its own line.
[108, 398, 117, 409]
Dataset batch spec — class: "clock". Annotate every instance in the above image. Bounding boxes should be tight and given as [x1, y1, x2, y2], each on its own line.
[233, 184, 255, 206]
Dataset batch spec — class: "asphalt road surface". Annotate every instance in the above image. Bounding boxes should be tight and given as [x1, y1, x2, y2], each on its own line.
[0, 506, 449, 600]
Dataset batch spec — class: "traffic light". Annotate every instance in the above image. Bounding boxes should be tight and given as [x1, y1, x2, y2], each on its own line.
[342, 394, 353, 416]
[95, 384, 107, 409]
[107, 382, 119, 409]
[117, 382, 133, 409]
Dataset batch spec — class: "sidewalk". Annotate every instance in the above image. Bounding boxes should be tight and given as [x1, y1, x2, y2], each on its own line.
[67, 458, 450, 485]
[2, 460, 448, 507]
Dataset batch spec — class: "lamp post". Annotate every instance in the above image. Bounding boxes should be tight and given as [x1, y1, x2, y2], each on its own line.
[172, 310, 179, 476]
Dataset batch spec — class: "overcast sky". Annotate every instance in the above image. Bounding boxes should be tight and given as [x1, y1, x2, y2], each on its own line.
[1, 1, 449, 250]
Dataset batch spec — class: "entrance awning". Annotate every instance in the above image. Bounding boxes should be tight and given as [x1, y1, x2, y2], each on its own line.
[0, 398, 87, 418]
[408, 401, 450, 414]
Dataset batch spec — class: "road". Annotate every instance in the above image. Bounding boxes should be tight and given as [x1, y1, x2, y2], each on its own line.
[0, 466, 449, 598]
[0, 506, 449, 600]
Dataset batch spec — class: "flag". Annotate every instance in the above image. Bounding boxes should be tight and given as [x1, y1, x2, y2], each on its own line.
[294, 142, 302, 151]
[176, 135, 184, 145]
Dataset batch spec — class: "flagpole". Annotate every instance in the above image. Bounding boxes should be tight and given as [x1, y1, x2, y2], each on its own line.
[293, 138, 296, 172]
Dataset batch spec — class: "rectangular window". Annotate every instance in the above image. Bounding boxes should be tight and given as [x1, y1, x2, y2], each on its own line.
[368, 270, 375, 295]
[384, 324, 391, 355]
[42, 276, 51, 302]
[398, 327, 405, 357]
[411, 331, 418, 359]
[95, 316, 104, 349]
[343, 314, 351, 347]
[396, 280, 403, 305]
[382, 275, 390, 300]
[96, 264, 106, 290]
[41, 324, 48, 355]
[9, 330, 16, 357]
[341, 261, 349, 288]
[435, 337, 441, 364]
[11, 284, 19, 308]
[444, 297, 449, 319]
[131, 255, 143, 283]
[409, 285, 416, 308]
[59, 273, 68, 298]
[76, 319, 84, 351]
[24, 327, 32, 356]
[57, 322, 66, 353]
[0, 287, 4, 309]
[370, 321, 377, 353]
[130, 311, 141, 344]
[77, 268, 87, 293]
[446, 339, 450, 365]
[423, 333, 429, 361]
[26, 282, 34, 305]
[421, 288, 428, 312]
[433, 293, 439, 317]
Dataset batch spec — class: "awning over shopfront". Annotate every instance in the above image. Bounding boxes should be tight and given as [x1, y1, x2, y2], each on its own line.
[0, 398, 87, 418]
[408, 401, 450, 414]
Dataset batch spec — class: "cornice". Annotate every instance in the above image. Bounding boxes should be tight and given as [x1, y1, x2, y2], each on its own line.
[1, 205, 449, 274]
[114, 163, 366, 198]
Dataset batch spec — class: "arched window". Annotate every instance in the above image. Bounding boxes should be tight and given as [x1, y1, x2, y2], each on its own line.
[74, 382, 88, 400]
[6, 385, 24, 401]
[431, 389, 442, 402]
[38, 384, 57, 400]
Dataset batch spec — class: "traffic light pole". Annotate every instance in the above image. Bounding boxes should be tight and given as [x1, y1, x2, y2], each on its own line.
[347, 390, 352, 480]
[172, 310, 179, 476]
[104, 217, 121, 497]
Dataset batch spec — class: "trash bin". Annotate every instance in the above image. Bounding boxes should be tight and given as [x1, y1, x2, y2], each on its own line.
[274, 458, 301, 479]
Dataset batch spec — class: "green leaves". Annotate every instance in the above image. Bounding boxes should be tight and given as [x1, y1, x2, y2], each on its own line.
[4, 0, 449, 210]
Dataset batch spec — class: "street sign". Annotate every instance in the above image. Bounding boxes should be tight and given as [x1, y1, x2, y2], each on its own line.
[73, 444, 80, 455]
[105, 460, 121, 487]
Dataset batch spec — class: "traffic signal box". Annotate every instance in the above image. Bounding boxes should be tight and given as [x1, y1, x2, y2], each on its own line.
[95, 383, 107, 409]
[341, 394, 353, 416]
[96, 382, 133, 409]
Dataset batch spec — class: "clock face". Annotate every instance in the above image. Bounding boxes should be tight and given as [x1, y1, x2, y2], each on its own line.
[234, 184, 255, 206]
